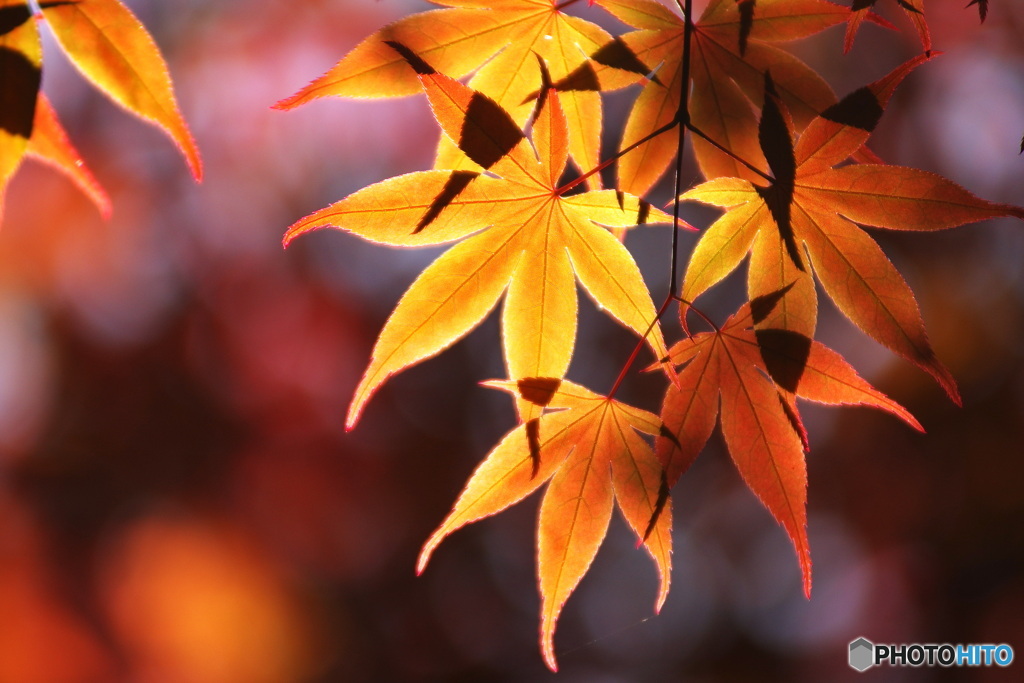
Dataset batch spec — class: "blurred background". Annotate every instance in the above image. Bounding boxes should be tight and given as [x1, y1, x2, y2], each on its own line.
[0, 0, 1022, 681]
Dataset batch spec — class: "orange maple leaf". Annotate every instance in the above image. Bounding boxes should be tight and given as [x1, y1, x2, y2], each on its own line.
[26, 94, 111, 218]
[592, 0, 850, 193]
[678, 54, 1024, 403]
[654, 287, 922, 596]
[39, 0, 202, 179]
[275, 0, 639, 184]
[417, 377, 671, 672]
[0, 0, 200, 220]
[0, 0, 42, 221]
[285, 51, 674, 427]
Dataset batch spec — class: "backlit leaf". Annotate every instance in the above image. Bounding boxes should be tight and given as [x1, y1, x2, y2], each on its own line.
[285, 57, 672, 428]
[594, 0, 846, 194]
[276, 0, 639, 185]
[0, 0, 41, 220]
[845, 0, 929, 53]
[26, 94, 111, 218]
[418, 378, 671, 672]
[680, 56, 1024, 404]
[657, 294, 922, 596]
[41, 0, 202, 179]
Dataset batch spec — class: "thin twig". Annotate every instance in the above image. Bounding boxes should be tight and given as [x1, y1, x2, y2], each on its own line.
[608, 297, 674, 401]
[669, 0, 694, 298]
[607, 0, 698, 401]
[686, 123, 773, 182]
[556, 119, 679, 196]
[554, 0, 584, 11]
[673, 295, 719, 333]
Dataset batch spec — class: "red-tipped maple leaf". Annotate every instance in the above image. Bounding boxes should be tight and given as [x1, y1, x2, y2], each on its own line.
[26, 94, 111, 218]
[285, 51, 673, 427]
[655, 288, 922, 596]
[591, 0, 849, 193]
[40, 0, 202, 179]
[418, 377, 671, 672]
[0, 0, 200, 221]
[845, 0, 929, 53]
[275, 0, 639, 184]
[678, 54, 1024, 403]
[0, 0, 42, 221]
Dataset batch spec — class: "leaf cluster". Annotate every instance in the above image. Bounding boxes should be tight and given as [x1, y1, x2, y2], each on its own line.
[278, 0, 1023, 669]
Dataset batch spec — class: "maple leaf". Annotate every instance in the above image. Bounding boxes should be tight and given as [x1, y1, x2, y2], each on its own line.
[679, 55, 1024, 404]
[591, 0, 848, 194]
[0, 0, 199, 220]
[845, 0, 929, 53]
[653, 288, 922, 596]
[39, 0, 202, 180]
[26, 93, 111, 218]
[0, 0, 41, 222]
[274, 0, 638, 185]
[417, 377, 672, 672]
[285, 51, 673, 427]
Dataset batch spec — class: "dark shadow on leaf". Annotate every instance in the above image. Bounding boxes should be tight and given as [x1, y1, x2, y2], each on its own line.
[755, 328, 812, 393]
[526, 418, 542, 478]
[821, 87, 883, 132]
[414, 171, 479, 234]
[530, 53, 553, 124]
[520, 62, 600, 105]
[966, 0, 988, 23]
[556, 61, 600, 93]
[757, 73, 801, 270]
[0, 6, 31, 37]
[0, 46, 40, 140]
[776, 388, 809, 451]
[658, 422, 683, 455]
[896, 0, 923, 14]
[383, 40, 435, 75]
[517, 377, 562, 407]
[613, 190, 651, 225]
[749, 282, 795, 326]
[755, 184, 803, 271]
[737, 0, 755, 57]
[460, 93, 525, 170]
[637, 198, 651, 225]
[521, 36, 662, 104]
[642, 469, 670, 541]
[590, 36, 660, 85]
[759, 72, 795, 187]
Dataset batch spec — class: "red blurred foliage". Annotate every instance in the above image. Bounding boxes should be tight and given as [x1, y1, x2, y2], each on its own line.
[101, 514, 318, 683]
[0, 495, 116, 683]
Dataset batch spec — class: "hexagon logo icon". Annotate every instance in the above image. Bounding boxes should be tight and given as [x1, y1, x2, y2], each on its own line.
[849, 637, 875, 672]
